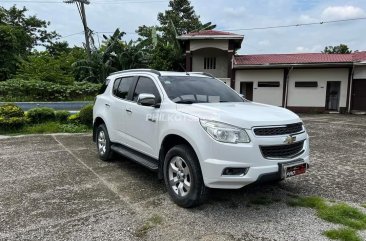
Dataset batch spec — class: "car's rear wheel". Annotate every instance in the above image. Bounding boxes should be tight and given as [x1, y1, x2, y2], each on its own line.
[163, 144, 209, 208]
[96, 124, 113, 161]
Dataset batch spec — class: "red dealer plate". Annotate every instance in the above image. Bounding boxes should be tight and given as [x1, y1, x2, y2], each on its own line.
[284, 163, 307, 178]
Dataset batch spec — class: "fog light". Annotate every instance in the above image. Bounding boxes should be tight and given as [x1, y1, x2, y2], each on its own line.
[222, 168, 248, 176]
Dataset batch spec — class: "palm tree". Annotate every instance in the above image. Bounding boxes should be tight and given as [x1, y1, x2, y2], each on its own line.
[72, 29, 124, 83]
[117, 40, 147, 70]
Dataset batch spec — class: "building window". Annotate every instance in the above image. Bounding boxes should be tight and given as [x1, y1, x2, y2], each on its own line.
[295, 81, 318, 87]
[258, 82, 280, 87]
[204, 57, 216, 69]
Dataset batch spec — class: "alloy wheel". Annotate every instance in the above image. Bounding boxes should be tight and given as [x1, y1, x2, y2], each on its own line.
[97, 130, 107, 155]
[168, 156, 191, 197]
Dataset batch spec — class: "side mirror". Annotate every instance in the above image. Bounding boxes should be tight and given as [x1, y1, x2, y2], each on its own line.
[137, 93, 157, 107]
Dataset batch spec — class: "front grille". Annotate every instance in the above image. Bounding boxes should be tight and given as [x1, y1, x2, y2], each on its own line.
[254, 123, 303, 136]
[260, 140, 304, 159]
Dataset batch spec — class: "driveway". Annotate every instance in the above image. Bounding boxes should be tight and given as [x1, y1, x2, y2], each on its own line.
[0, 114, 365, 240]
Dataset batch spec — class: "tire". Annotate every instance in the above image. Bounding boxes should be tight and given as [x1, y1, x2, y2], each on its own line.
[96, 124, 113, 161]
[163, 144, 209, 208]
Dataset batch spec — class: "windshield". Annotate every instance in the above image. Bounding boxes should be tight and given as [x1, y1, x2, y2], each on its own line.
[159, 76, 244, 104]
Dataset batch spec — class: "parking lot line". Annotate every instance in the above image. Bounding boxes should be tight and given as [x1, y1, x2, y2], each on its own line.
[51, 135, 132, 205]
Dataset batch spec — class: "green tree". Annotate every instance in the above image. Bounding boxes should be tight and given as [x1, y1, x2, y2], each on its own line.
[157, 0, 215, 39]
[46, 41, 71, 56]
[0, 6, 59, 51]
[0, 5, 59, 80]
[136, 0, 215, 71]
[322, 44, 352, 54]
[116, 40, 147, 70]
[15, 51, 75, 85]
[72, 29, 125, 83]
[0, 25, 22, 80]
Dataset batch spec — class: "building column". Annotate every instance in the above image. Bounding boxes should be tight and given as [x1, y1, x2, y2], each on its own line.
[282, 68, 289, 107]
[185, 51, 192, 72]
[346, 67, 353, 113]
[228, 51, 235, 88]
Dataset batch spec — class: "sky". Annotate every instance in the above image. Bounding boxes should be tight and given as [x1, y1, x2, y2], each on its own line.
[2, 0, 366, 54]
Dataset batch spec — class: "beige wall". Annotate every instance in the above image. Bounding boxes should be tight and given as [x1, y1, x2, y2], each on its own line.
[190, 39, 229, 51]
[287, 68, 349, 108]
[235, 69, 284, 106]
[192, 48, 228, 78]
[354, 66, 366, 79]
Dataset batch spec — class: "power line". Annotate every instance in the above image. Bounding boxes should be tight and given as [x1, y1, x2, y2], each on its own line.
[2, 0, 167, 4]
[60, 31, 84, 38]
[220, 17, 366, 32]
[59, 30, 137, 39]
[61, 16, 366, 39]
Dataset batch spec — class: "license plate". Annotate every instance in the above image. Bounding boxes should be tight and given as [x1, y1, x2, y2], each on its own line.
[281, 161, 307, 179]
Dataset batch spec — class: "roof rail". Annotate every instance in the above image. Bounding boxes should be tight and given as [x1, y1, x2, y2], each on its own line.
[189, 72, 215, 78]
[110, 69, 161, 76]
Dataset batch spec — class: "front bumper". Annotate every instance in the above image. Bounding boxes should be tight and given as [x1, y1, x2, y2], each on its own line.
[198, 129, 310, 189]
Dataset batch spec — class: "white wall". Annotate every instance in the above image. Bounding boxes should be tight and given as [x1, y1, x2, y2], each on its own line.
[190, 39, 228, 51]
[192, 48, 228, 78]
[354, 66, 366, 79]
[287, 68, 349, 107]
[235, 69, 284, 106]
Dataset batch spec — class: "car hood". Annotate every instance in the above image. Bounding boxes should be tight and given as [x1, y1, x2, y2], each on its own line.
[176, 102, 301, 128]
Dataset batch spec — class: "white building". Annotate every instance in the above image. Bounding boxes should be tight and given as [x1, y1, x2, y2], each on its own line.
[178, 30, 366, 113]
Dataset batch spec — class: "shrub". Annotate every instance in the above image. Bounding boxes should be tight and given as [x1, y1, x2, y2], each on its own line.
[67, 113, 80, 123]
[0, 103, 28, 129]
[55, 110, 70, 123]
[0, 79, 101, 102]
[0, 117, 28, 130]
[27, 107, 55, 123]
[79, 104, 93, 126]
[0, 103, 24, 118]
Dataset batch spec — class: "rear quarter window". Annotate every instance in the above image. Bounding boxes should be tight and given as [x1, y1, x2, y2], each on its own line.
[98, 79, 111, 94]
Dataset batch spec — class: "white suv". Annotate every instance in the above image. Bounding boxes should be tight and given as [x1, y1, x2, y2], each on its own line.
[93, 69, 309, 207]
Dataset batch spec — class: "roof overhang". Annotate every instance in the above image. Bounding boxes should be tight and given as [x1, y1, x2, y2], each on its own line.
[234, 62, 354, 69]
[177, 35, 244, 40]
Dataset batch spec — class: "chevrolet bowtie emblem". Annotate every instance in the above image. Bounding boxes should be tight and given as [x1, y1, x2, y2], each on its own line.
[284, 135, 296, 144]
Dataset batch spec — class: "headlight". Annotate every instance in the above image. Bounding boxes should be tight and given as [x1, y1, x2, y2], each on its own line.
[200, 120, 251, 143]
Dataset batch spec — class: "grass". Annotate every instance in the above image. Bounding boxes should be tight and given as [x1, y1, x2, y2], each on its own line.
[288, 196, 326, 209]
[288, 196, 366, 241]
[324, 228, 362, 241]
[362, 204, 366, 209]
[248, 195, 282, 206]
[0, 122, 91, 135]
[135, 214, 163, 237]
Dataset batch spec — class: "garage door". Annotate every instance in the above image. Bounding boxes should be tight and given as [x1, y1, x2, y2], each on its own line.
[351, 79, 366, 111]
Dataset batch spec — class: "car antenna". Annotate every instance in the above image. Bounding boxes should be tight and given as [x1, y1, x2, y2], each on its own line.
[179, 63, 189, 75]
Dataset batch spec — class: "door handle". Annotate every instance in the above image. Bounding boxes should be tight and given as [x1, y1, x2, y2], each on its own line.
[148, 117, 156, 123]
[125, 109, 132, 113]
[105, 104, 110, 108]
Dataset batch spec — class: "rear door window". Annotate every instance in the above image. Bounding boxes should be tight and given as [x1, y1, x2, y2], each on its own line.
[114, 77, 134, 99]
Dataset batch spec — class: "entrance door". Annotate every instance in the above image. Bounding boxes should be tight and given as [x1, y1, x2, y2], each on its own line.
[123, 76, 162, 158]
[351, 79, 366, 111]
[240, 82, 253, 101]
[325, 81, 341, 111]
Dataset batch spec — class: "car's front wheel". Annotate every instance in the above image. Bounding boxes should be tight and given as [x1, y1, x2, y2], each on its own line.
[96, 124, 113, 161]
[163, 144, 209, 208]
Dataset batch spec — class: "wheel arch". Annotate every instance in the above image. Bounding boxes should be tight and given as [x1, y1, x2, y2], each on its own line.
[158, 134, 201, 179]
[93, 117, 106, 142]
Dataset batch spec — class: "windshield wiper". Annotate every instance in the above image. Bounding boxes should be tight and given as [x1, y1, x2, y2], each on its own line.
[175, 100, 197, 104]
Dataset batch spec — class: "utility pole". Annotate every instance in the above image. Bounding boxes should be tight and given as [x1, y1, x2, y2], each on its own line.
[80, 2, 91, 57]
[64, 0, 92, 58]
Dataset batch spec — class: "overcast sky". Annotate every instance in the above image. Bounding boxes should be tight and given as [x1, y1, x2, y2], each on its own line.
[2, 0, 366, 54]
